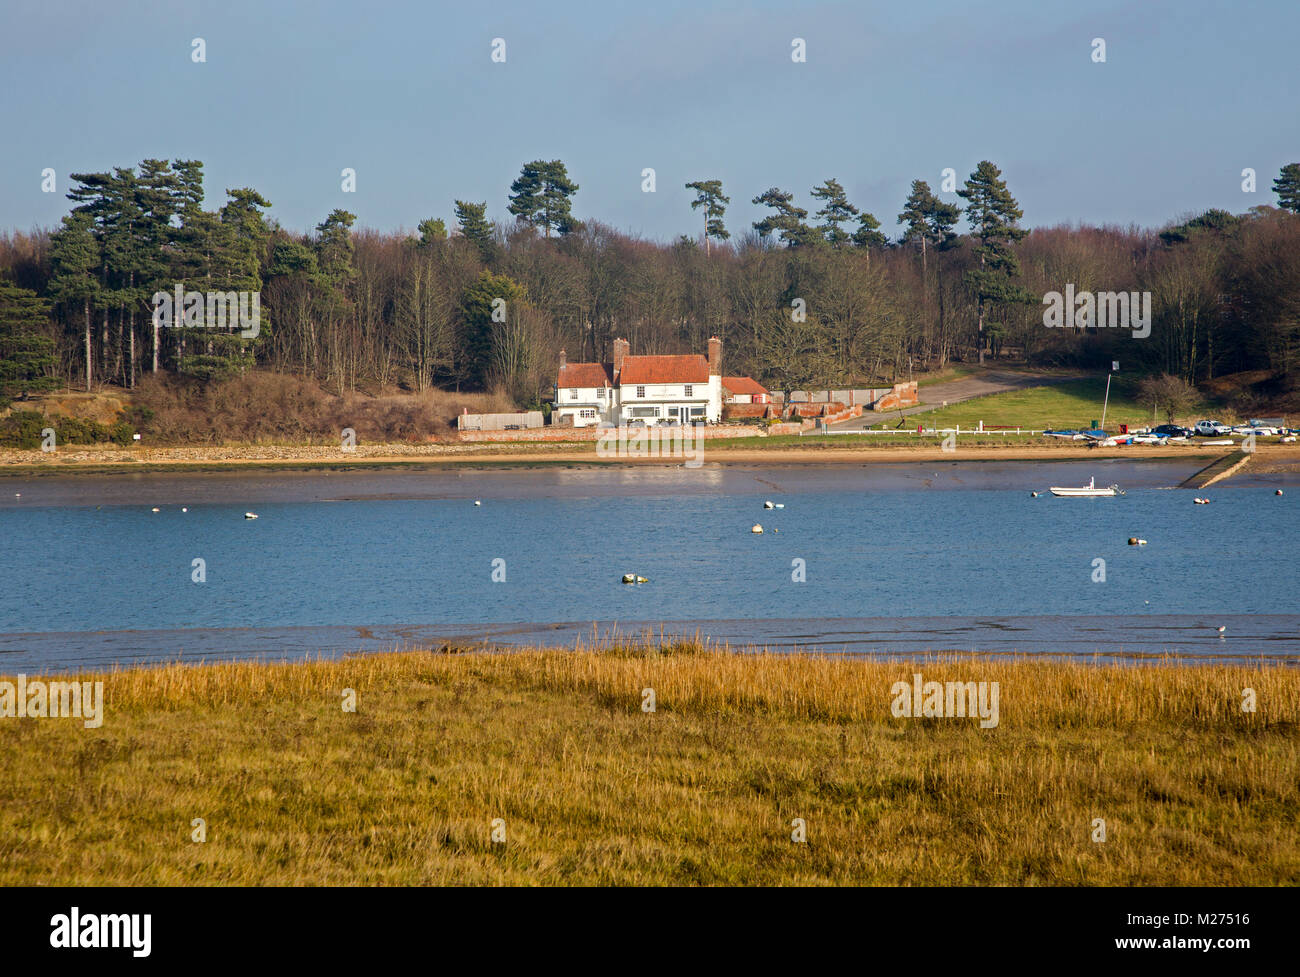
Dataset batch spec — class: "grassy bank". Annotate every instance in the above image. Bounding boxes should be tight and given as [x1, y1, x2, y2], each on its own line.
[875, 378, 1192, 432]
[2, 646, 1297, 885]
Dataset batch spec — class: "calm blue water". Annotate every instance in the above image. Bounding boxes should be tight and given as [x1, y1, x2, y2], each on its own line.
[1, 461, 1297, 668]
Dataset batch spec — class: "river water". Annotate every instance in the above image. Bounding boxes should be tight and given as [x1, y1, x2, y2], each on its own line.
[1, 459, 1296, 669]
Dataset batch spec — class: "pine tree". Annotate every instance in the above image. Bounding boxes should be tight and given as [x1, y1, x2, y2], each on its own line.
[897, 179, 961, 274]
[958, 161, 1030, 364]
[137, 159, 180, 372]
[454, 200, 496, 261]
[508, 161, 581, 237]
[459, 270, 525, 387]
[810, 179, 858, 247]
[416, 218, 447, 245]
[851, 212, 888, 250]
[48, 211, 100, 390]
[752, 188, 814, 247]
[0, 281, 57, 405]
[316, 210, 357, 285]
[685, 180, 730, 254]
[1272, 163, 1300, 214]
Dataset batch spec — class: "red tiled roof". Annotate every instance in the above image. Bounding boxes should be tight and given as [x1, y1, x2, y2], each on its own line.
[722, 376, 768, 396]
[557, 363, 613, 388]
[619, 354, 710, 384]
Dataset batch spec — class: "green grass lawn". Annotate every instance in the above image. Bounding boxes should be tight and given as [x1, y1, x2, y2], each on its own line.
[878, 379, 1208, 433]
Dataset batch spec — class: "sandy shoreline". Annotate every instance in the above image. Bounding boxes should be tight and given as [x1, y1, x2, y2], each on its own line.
[4, 440, 1300, 473]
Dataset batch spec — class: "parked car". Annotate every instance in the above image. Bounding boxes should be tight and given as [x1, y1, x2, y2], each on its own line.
[1194, 419, 1232, 436]
[1152, 424, 1194, 439]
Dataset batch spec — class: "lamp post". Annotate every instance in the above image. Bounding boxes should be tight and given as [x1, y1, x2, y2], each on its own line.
[1100, 360, 1118, 430]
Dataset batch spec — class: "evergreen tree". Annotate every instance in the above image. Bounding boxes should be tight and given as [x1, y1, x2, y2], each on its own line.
[48, 211, 100, 390]
[459, 270, 525, 387]
[685, 180, 730, 254]
[220, 188, 272, 290]
[1274, 163, 1300, 214]
[454, 200, 495, 260]
[1159, 208, 1241, 245]
[810, 178, 858, 247]
[508, 161, 581, 237]
[751, 188, 813, 246]
[416, 218, 447, 246]
[897, 179, 961, 274]
[137, 159, 180, 372]
[0, 281, 57, 405]
[851, 212, 888, 249]
[958, 160, 1030, 364]
[315, 209, 357, 286]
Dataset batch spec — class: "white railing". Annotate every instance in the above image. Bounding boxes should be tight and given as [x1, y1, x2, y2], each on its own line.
[804, 425, 1043, 437]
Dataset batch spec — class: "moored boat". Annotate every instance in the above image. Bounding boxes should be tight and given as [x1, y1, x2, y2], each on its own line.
[1048, 477, 1123, 497]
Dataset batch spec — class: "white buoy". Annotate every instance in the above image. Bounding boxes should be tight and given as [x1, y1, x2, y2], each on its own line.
[1030, 491, 1039, 498]
[181, 507, 188, 512]
[764, 500, 774, 509]
[244, 512, 258, 519]
[751, 524, 763, 534]
[1217, 625, 1226, 634]
[1277, 490, 1284, 496]
[151, 507, 160, 512]
[474, 500, 481, 506]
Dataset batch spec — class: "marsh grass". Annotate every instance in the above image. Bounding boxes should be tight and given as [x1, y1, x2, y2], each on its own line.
[2, 643, 1296, 885]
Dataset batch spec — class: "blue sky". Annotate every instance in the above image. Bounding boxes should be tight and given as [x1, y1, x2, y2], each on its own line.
[2, 0, 1297, 240]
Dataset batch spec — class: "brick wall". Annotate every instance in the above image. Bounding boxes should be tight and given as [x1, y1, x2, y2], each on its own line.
[457, 425, 777, 443]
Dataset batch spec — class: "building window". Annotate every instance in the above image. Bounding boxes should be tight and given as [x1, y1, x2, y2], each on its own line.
[569, 389, 578, 400]
[579, 408, 596, 419]
[597, 387, 605, 399]
[630, 406, 658, 418]
[636, 385, 646, 399]
[684, 384, 693, 397]
[690, 406, 705, 417]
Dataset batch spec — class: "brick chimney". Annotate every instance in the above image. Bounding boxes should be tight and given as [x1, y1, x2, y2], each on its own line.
[707, 336, 722, 376]
[559, 348, 566, 371]
[612, 338, 629, 379]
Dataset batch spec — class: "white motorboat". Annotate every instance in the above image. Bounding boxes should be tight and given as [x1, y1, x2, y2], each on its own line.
[1049, 477, 1123, 497]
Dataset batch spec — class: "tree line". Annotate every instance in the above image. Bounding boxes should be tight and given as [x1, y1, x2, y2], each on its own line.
[2, 158, 1299, 407]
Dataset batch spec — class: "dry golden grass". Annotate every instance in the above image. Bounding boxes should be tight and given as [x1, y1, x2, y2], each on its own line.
[2, 644, 1297, 885]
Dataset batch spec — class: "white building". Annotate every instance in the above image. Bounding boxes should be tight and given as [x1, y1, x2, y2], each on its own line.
[556, 337, 749, 427]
